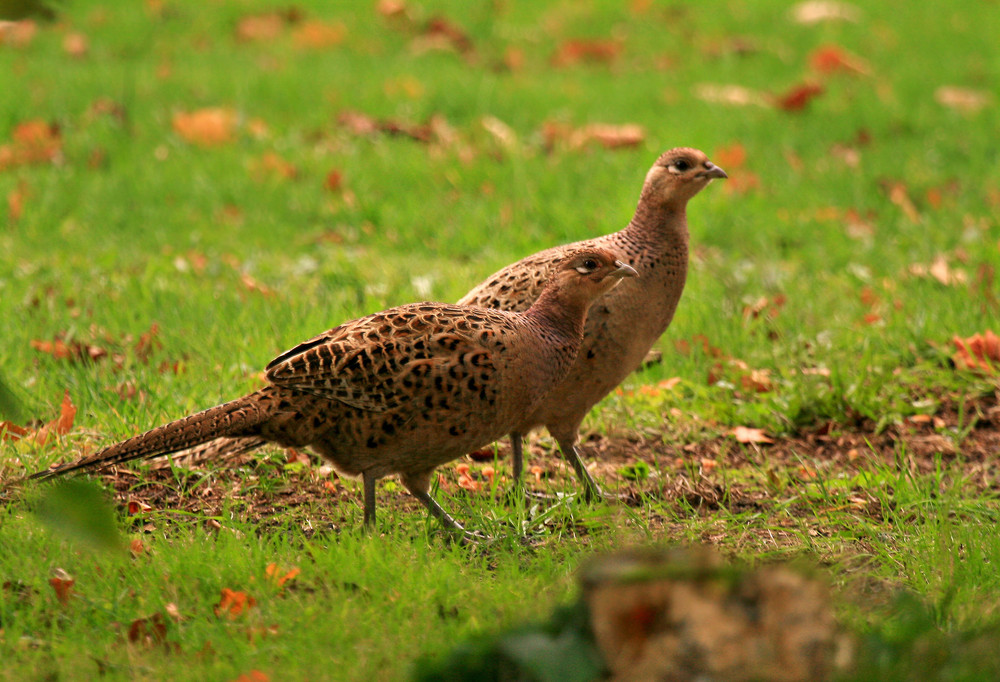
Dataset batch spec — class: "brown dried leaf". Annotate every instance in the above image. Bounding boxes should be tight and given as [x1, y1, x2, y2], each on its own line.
[172, 108, 237, 147]
[413, 16, 473, 56]
[551, 39, 621, 67]
[127, 613, 169, 648]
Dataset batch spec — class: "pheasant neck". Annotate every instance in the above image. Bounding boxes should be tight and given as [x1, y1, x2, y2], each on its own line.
[525, 287, 588, 345]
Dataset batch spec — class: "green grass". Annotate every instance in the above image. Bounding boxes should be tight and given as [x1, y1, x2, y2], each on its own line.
[2, 0, 1000, 679]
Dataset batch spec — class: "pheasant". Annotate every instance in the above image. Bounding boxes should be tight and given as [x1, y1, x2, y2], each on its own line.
[30, 249, 637, 534]
[459, 147, 726, 499]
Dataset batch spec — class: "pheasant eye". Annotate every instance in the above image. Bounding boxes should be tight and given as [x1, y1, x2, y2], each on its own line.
[671, 159, 690, 172]
[583, 258, 598, 270]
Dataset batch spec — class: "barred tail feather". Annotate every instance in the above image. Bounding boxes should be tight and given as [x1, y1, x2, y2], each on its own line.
[30, 390, 274, 480]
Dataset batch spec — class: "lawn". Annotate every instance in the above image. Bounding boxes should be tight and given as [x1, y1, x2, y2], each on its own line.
[1, 0, 999, 679]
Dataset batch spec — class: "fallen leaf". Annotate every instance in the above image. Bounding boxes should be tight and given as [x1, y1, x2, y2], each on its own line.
[291, 20, 346, 50]
[412, 16, 472, 56]
[458, 473, 481, 491]
[0, 19, 37, 47]
[883, 180, 921, 223]
[731, 426, 774, 444]
[0, 120, 62, 171]
[481, 116, 518, 149]
[775, 82, 824, 111]
[542, 121, 645, 151]
[551, 39, 620, 67]
[790, 1, 860, 24]
[694, 84, 768, 107]
[239, 272, 274, 297]
[952, 331, 1000, 374]
[810, 45, 868, 75]
[234, 13, 286, 43]
[249, 152, 298, 182]
[49, 568, 75, 606]
[934, 86, 992, 114]
[376, 0, 408, 19]
[264, 563, 301, 589]
[713, 143, 746, 171]
[172, 108, 238, 147]
[28, 390, 76, 446]
[7, 179, 28, 222]
[127, 613, 170, 648]
[62, 32, 88, 58]
[231, 671, 270, 682]
[324, 169, 344, 193]
[128, 499, 153, 515]
[129, 538, 146, 556]
[214, 588, 257, 619]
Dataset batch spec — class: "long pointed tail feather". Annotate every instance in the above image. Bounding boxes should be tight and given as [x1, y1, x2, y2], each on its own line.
[30, 390, 273, 481]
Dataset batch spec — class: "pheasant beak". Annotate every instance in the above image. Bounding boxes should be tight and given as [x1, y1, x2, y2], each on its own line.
[612, 261, 639, 279]
[699, 162, 728, 180]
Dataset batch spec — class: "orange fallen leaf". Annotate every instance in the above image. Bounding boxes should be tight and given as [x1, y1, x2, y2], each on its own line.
[172, 108, 237, 147]
[26, 390, 77, 446]
[128, 499, 153, 515]
[129, 538, 147, 556]
[291, 20, 347, 50]
[324, 169, 344, 192]
[49, 568, 75, 606]
[810, 45, 869, 75]
[235, 13, 286, 43]
[731, 426, 774, 444]
[323, 480, 339, 494]
[62, 32, 89, 59]
[0, 19, 37, 48]
[713, 143, 746, 171]
[0, 119, 62, 171]
[7, 179, 28, 222]
[214, 588, 257, 619]
[249, 152, 298, 182]
[884, 181, 921, 223]
[376, 0, 408, 19]
[775, 82, 824, 111]
[264, 563, 301, 589]
[551, 39, 620, 67]
[231, 671, 270, 682]
[952, 331, 1000, 374]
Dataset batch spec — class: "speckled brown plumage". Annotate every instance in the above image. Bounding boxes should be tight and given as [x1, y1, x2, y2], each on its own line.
[31, 249, 637, 535]
[459, 147, 726, 498]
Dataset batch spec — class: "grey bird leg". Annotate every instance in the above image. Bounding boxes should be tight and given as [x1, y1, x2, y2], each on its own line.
[400, 471, 470, 540]
[510, 432, 525, 486]
[363, 471, 378, 528]
[556, 438, 604, 502]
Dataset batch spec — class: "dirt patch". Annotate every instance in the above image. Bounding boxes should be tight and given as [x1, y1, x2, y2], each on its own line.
[78, 390, 1000, 544]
